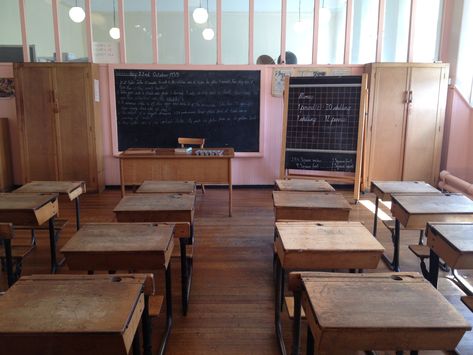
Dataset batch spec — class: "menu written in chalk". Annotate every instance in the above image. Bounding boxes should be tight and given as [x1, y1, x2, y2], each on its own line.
[114, 69, 261, 152]
[284, 76, 362, 173]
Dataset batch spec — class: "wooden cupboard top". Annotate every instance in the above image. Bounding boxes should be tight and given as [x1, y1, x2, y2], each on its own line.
[61, 223, 174, 253]
[14, 181, 86, 200]
[272, 191, 351, 210]
[392, 193, 473, 215]
[371, 181, 440, 200]
[114, 193, 195, 213]
[275, 179, 335, 192]
[119, 148, 235, 159]
[301, 272, 470, 330]
[136, 181, 196, 194]
[0, 279, 142, 334]
[275, 221, 384, 253]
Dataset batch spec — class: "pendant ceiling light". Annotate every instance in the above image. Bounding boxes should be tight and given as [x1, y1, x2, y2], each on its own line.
[293, 0, 305, 33]
[69, 0, 86, 23]
[109, 0, 120, 39]
[193, 0, 209, 24]
[202, 0, 214, 40]
[320, 0, 332, 23]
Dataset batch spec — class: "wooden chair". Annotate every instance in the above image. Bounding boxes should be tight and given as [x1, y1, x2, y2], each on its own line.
[178, 137, 206, 193]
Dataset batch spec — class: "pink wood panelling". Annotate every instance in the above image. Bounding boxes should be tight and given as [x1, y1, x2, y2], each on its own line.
[280, 0, 286, 63]
[184, 0, 190, 64]
[18, 0, 29, 62]
[376, 0, 385, 62]
[407, 0, 416, 62]
[344, 0, 353, 64]
[217, 0, 222, 64]
[248, 0, 254, 64]
[85, 0, 93, 62]
[151, 0, 158, 63]
[312, 0, 320, 63]
[118, 0, 126, 63]
[52, 0, 62, 62]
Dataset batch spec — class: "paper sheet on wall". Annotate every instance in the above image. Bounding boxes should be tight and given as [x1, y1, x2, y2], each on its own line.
[93, 42, 119, 64]
[94, 80, 100, 102]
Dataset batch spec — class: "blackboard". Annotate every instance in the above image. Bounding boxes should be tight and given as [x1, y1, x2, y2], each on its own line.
[283, 76, 363, 173]
[114, 69, 260, 152]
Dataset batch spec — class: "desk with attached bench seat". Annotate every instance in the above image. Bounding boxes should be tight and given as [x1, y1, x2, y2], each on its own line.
[289, 272, 471, 355]
[136, 180, 196, 194]
[388, 193, 473, 272]
[274, 221, 384, 355]
[118, 148, 233, 216]
[0, 193, 60, 273]
[0, 273, 154, 355]
[13, 181, 86, 230]
[113, 193, 195, 316]
[61, 223, 174, 355]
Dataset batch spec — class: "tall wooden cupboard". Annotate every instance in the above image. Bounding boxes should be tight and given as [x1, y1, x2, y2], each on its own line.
[14, 63, 104, 192]
[364, 63, 449, 188]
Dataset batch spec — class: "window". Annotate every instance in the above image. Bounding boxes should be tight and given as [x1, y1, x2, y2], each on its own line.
[317, 0, 346, 64]
[59, 0, 88, 62]
[189, 0, 217, 64]
[350, 0, 378, 64]
[456, 0, 473, 104]
[286, 0, 314, 64]
[91, 0, 120, 63]
[254, 0, 281, 64]
[25, 0, 55, 61]
[222, 0, 249, 64]
[412, 0, 443, 62]
[125, 0, 153, 64]
[0, 0, 23, 62]
[157, 0, 185, 64]
[381, 0, 410, 62]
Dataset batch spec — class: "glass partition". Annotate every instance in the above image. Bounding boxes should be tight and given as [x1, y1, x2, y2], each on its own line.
[222, 0, 249, 64]
[317, 0, 346, 64]
[412, 0, 443, 62]
[91, 0, 120, 63]
[254, 0, 281, 64]
[286, 0, 314, 64]
[350, 0, 378, 64]
[125, 0, 153, 63]
[25, 0, 56, 62]
[381, 0, 410, 62]
[0, 0, 23, 62]
[59, 0, 88, 62]
[189, 0, 217, 64]
[157, 0, 185, 64]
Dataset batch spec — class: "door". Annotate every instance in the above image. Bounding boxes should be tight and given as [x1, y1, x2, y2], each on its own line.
[368, 66, 409, 181]
[15, 64, 58, 181]
[402, 67, 444, 183]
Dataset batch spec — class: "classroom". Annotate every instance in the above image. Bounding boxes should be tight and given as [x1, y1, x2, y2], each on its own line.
[0, 0, 473, 354]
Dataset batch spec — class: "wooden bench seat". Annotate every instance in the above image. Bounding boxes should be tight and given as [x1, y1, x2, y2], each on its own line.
[15, 218, 69, 231]
[284, 296, 305, 319]
[149, 294, 164, 317]
[0, 243, 35, 280]
[409, 244, 430, 259]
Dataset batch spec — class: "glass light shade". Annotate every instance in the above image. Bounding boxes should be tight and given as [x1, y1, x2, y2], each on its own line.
[320, 7, 332, 23]
[193, 7, 208, 24]
[69, 6, 86, 23]
[109, 26, 121, 39]
[202, 27, 214, 40]
[293, 20, 306, 33]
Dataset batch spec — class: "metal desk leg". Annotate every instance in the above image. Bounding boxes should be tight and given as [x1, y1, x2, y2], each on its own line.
[180, 224, 193, 316]
[306, 325, 314, 355]
[74, 197, 81, 230]
[3, 239, 14, 287]
[275, 257, 287, 355]
[428, 249, 440, 288]
[48, 217, 58, 273]
[142, 295, 151, 355]
[291, 290, 302, 355]
[381, 218, 401, 272]
[373, 196, 379, 237]
[158, 264, 173, 355]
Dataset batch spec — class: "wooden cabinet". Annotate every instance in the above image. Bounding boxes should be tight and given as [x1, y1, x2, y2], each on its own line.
[14, 63, 104, 192]
[0, 117, 13, 191]
[364, 63, 449, 188]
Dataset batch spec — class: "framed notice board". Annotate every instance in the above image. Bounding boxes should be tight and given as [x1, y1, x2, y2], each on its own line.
[280, 75, 368, 200]
[113, 69, 261, 153]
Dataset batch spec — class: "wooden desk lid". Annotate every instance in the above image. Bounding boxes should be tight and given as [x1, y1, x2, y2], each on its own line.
[0, 281, 142, 333]
[114, 193, 195, 212]
[275, 179, 335, 192]
[273, 191, 351, 209]
[14, 181, 85, 194]
[276, 221, 384, 252]
[304, 273, 470, 330]
[371, 181, 439, 194]
[392, 193, 473, 215]
[428, 223, 473, 253]
[0, 193, 58, 210]
[137, 181, 196, 193]
[61, 223, 174, 253]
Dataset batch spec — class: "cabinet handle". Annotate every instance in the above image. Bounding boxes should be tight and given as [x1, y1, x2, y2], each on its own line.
[51, 90, 59, 113]
[408, 90, 413, 104]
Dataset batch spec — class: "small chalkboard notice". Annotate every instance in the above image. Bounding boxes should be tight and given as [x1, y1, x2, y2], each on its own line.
[114, 69, 261, 152]
[280, 75, 367, 200]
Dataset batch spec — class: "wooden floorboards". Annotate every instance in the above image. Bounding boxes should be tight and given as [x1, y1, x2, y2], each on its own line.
[1, 187, 473, 354]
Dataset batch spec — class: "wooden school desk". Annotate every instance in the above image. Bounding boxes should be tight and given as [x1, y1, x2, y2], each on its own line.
[0, 274, 153, 355]
[136, 180, 196, 194]
[425, 223, 473, 293]
[370, 180, 440, 237]
[274, 221, 384, 355]
[274, 179, 335, 192]
[289, 272, 471, 355]
[272, 191, 351, 221]
[389, 193, 473, 272]
[113, 193, 195, 315]
[13, 181, 86, 230]
[0, 193, 60, 273]
[61, 223, 174, 355]
[118, 148, 234, 216]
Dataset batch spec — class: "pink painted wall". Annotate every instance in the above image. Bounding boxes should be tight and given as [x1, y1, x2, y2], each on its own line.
[444, 87, 473, 182]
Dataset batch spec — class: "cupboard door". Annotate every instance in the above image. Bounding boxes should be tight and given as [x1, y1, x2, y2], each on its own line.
[54, 65, 91, 183]
[403, 67, 444, 183]
[368, 66, 409, 181]
[16, 65, 58, 181]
